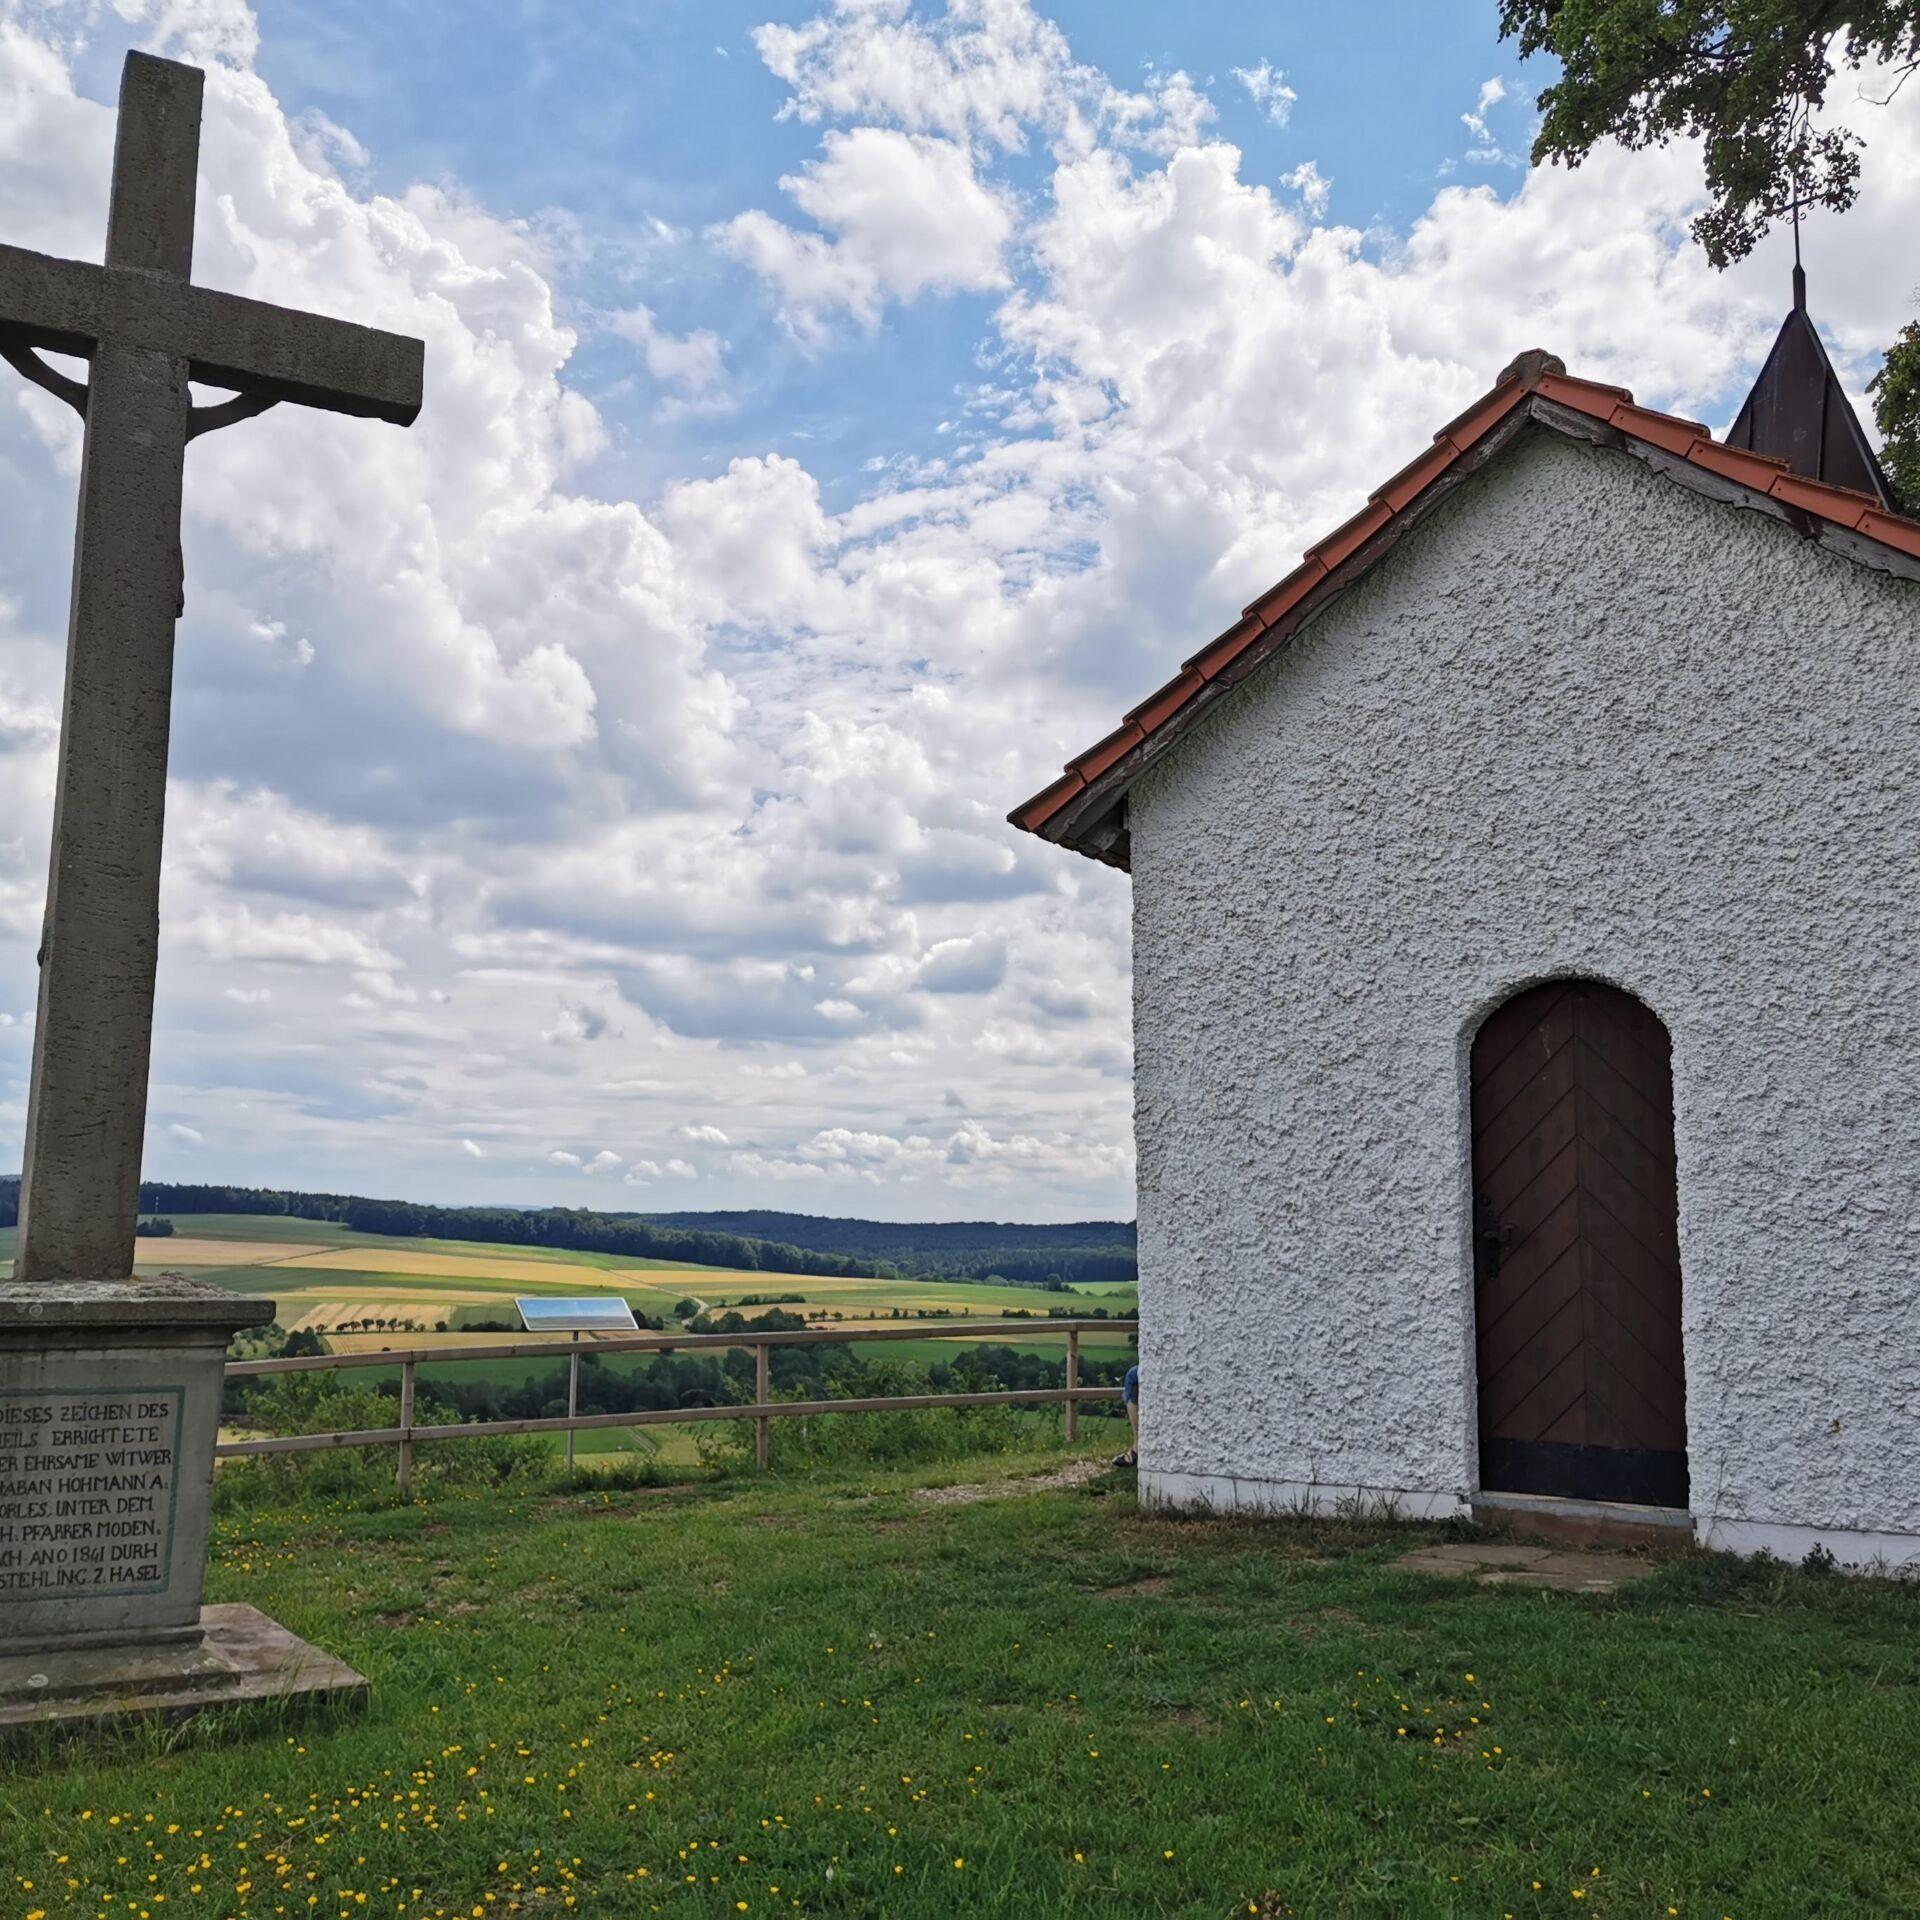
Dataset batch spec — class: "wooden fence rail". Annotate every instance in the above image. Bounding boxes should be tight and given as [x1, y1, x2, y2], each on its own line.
[218, 1316, 1135, 1495]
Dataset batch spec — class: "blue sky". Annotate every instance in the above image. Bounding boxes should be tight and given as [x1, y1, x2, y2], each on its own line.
[236, 0, 1539, 506]
[1, 0, 1915, 1219]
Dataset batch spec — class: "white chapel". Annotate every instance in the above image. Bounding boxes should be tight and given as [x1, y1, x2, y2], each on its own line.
[1014, 302, 1920, 1569]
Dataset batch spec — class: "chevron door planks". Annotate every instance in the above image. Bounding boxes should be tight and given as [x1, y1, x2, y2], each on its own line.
[1471, 980, 1689, 1509]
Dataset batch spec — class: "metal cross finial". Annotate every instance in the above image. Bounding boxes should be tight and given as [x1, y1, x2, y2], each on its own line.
[1783, 184, 1816, 312]
[0, 52, 424, 1284]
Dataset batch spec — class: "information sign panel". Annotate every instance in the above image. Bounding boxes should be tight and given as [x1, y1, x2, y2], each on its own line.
[514, 1296, 639, 1334]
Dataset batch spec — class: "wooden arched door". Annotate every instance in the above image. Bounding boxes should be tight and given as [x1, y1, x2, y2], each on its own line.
[1471, 980, 1689, 1508]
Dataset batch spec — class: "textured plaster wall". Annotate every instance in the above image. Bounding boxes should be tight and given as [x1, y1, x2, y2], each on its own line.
[1129, 426, 1920, 1548]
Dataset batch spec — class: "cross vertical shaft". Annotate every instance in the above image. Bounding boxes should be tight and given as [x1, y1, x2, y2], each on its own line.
[15, 56, 202, 1282]
[2, 49, 421, 1282]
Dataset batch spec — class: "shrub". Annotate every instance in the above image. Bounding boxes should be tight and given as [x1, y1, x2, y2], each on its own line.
[215, 1370, 548, 1511]
[700, 1355, 1044, 1475]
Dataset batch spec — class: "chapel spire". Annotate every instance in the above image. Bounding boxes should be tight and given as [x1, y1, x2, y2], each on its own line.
[1725, 258, 1894, 509]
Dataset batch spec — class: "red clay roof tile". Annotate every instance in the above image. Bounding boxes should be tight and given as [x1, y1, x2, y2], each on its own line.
[1185, 614, 1265, 679]
[1011, 356, 1920, 858]
[1370, 439, 1460, 513]
[1769, 471, 1871, 526]
[1435, 380, 1529, 452]
[1125, 668, 1205, 732]
[1860, 510, 1920, 559]
[1603, 407, 1703, 457]
[1073, 721, 1146, 784]
[1685, 439, 1792, 487]
[1535, 371, 1634, 408]
[1242, 557, 1327, 626]
[1309, 498, 1393, 574]
[1009, 769, 1085, 833]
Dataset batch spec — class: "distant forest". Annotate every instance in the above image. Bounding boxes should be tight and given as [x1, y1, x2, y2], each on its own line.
[0, 1179, 1137, 1289]
[636, 1209, 1138, 1288]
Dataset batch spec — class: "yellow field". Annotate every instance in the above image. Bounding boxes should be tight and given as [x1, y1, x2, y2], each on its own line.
[263, 1247, 1055, 1307]
[288, 1295, 498, 1335]
[134, 1235, 315, 1267]
[269, 1247, 665, 1287]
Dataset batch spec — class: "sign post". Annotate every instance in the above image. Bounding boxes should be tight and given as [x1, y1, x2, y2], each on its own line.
[514, 1298, 641, 1474]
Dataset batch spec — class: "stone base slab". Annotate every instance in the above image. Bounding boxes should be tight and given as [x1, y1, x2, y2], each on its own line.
[1140, 1466, 1470, 1522]
[0, 1603, 366, 1729]
[1697, 1514, 1920, 1574]
[1143, 1467, 1920, 1577]
[0, 1275, 273, 1649]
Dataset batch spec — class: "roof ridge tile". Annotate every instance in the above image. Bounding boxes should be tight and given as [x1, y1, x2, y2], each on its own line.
[1536, 371, 1634, 404]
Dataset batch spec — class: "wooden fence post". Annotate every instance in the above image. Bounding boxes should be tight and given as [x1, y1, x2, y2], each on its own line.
[397, 1358, 416, 1500]
[755, 1341, 770, 1471]
[1065, 1329, 1079, 1444]
[566, 1333, 580, 1472]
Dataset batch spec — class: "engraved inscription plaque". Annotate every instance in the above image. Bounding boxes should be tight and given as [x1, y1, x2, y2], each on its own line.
[0, 1388, 184, 1602]
[0, 1285, 269, 1655]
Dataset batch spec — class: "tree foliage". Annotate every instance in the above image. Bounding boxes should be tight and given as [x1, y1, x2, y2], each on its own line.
[1500, 2, 1920, 267]
[1501, 3, 1920, 506]
[1869, 315, 1920, 501]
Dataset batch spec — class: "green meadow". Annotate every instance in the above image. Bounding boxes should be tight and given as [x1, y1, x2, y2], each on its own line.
[5, 1453, 1918, 1916]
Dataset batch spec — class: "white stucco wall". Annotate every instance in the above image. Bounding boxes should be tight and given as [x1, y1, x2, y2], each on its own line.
[1128, 425, 1920, 1566]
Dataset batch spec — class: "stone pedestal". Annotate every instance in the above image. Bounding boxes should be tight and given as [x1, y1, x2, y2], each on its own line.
[0, 1277, 366, 1723]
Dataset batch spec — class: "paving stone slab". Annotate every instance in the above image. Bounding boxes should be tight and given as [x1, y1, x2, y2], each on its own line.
[1393, 1542, 1655, 1592]
[1393, 1543, 1555, 1573]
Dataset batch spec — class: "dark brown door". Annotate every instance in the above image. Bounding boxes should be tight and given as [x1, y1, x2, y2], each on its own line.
[1471, 980, 1688, 1508]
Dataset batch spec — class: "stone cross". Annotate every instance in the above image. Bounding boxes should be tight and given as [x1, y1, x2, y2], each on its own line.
[0, 51, 423, 1285]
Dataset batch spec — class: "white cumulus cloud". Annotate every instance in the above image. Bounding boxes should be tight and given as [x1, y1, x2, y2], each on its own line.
[718, 127, 1016, 337]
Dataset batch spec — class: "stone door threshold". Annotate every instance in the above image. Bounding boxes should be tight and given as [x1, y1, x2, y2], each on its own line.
[1473, 1488, 1694, 1551]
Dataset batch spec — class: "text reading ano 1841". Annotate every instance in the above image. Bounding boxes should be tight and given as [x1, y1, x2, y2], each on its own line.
[0, 1390, 180, 1598]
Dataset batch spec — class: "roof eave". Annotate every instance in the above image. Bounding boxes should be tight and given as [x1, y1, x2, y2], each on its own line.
[1011, 368, 1920, 872]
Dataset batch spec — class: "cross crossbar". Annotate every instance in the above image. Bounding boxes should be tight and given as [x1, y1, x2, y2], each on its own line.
[0, 243, 422, 422]
[0, 53, 420, 423]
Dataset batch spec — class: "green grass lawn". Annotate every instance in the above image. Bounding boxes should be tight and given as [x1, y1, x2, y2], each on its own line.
[6, 1452, 1920, 1918]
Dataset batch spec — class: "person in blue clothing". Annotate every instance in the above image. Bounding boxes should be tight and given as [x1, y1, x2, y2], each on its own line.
[1115, 1363, 1140, 1469]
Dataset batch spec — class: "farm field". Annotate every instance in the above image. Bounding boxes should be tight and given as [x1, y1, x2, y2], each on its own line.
[6, 1214, 1135, 1462]
[0, 1212, 1132, 1332]
[218, 1216, 1111, 1306]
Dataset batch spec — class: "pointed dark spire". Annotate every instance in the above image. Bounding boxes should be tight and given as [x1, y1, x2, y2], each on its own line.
[1726, 269, 1894, 508]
